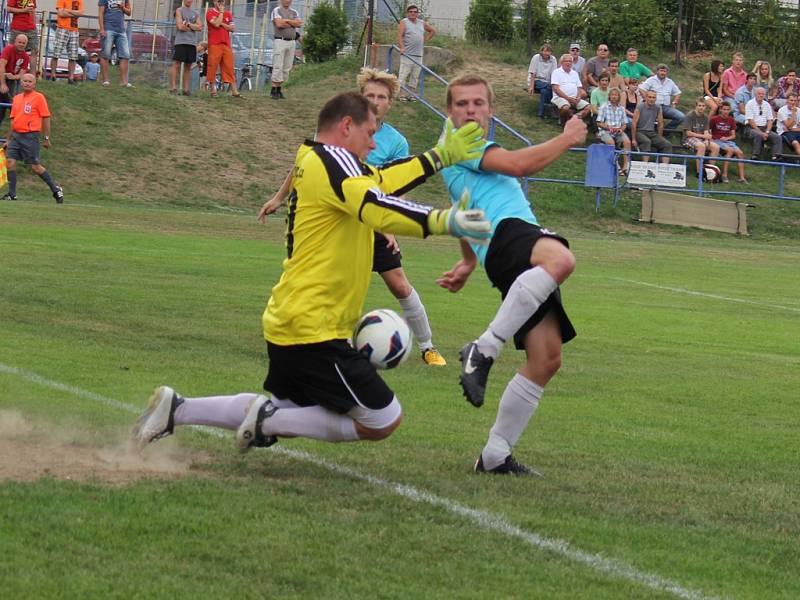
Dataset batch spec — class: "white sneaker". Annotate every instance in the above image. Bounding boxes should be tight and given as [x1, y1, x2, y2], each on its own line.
[132, 386, 185, 448]
[235, 395, 278, 454]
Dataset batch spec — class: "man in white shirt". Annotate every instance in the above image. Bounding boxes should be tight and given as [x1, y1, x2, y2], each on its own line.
[640, 63, 684, 128]
[745, 86, 782, 160]
[777, 92, 800, 155]
[527, 43, 557, 119]
[551, 53, 589, 125]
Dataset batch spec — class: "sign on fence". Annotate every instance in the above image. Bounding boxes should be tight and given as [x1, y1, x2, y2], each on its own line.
[628, 161, 687, 188]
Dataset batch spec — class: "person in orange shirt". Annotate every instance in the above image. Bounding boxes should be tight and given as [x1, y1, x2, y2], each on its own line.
[49, 0, 84, 83]
[1, 73, 63, 202]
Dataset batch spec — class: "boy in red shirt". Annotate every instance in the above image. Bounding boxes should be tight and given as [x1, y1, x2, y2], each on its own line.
[2, 73, 64, 203]
[709, 100, 747, 184]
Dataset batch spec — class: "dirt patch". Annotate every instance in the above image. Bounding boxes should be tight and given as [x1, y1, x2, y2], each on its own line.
[0, 410, 209, 486]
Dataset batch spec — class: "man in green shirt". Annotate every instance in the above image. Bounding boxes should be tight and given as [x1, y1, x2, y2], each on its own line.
[619, 47, 652, 84]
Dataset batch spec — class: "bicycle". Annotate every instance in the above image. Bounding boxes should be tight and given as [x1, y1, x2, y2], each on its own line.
[238, 63, 253, 92]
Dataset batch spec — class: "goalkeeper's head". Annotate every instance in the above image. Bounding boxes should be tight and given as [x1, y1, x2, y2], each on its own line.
[445, 74, 495, 134]
[316, 92, 379, 160]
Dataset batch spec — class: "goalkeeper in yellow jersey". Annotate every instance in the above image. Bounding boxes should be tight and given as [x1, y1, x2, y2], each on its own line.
[134, 91, 490, 452]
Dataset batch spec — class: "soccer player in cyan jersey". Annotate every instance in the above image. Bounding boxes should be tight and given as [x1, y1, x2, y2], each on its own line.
[259, 68, 447, 366]
[134, 92, 490, 451]
[436, 75, 587, 475]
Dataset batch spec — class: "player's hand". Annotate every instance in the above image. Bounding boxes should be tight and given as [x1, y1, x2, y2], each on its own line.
[427, 191, 492, 245]
[257, 195, 282, 222]
[563, 115, 588, 145]
[433, 118, 484, 167]
[436, 258, 475, 293]
[383, 233, 400, 254]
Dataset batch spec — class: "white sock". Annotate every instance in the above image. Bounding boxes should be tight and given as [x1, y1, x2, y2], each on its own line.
[270, 397, 302, 409]
[476, 267, 557, 359]
[174, 393, 257, 430]
[481, 373, 543, 470]
[398, 288, 433, 350]
[261, 405, 359, 442]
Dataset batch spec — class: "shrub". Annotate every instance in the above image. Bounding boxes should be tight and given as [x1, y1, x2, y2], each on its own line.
[514, 0, 551, 43]
[302, 2, 349, 63]
[548, 3, 588, 46]
[465, 0, 515, 44]
[585, 0, 670, 55]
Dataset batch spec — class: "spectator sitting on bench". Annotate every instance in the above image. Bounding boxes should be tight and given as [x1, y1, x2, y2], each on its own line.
[619, 47, 652, 84]
[590, 71, 610, 115]
[721, 52, 747, 109]
[710, 101, 748, 183]
[752, 60, 775, 101]
[551, 53, 590, 126]
[682, 97, 720, 177]
[776, 92, 800, 157]
[622, 79, 641, 126]
[527, 43, 557, 119]
[640, 63, 684, 129]
[584, 43, 610, 93]
[733, 73, 757, 125]
[745, 86, 782, 161]
[703, 59, 725, 116]
[568, 43, 585, 85]
[608, 58, 625, 91]
[773, 68, 800, 109]
[632, 90, 671, 164]
[597, 87, 631, 175]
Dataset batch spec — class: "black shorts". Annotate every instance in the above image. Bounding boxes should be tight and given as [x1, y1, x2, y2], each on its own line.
[7, 132, 41, 165]
[484, 218, 577, 350]
[263, 340, 394, 414]
[173, 44, 197, 64]
[372, 232, 402, 273]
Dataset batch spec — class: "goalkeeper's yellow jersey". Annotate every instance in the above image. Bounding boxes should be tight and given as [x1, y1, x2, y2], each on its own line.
[262, 140, 438, 345]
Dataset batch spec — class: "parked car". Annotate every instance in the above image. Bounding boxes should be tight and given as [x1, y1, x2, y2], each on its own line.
[128, 25, 171, 61]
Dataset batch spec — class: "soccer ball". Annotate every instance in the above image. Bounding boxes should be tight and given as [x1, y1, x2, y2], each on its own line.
[353, 309, 413, 370]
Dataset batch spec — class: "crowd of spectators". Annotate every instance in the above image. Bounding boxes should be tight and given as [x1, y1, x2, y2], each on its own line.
[528, 44, 800, 178]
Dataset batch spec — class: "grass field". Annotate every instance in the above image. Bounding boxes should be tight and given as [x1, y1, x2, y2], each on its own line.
[1, 201, 798, 599]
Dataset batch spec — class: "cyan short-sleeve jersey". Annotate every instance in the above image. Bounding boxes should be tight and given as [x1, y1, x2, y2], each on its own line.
[366, 122, 409, 167]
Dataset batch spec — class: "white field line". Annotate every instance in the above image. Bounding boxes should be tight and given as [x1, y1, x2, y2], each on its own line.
[0, 362, 725, 600]
[585, 275, 800, 314]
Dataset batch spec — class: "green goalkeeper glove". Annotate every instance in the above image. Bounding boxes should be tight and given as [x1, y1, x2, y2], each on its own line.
[427, 191, 492, 245]
[422, 119, 485, 171]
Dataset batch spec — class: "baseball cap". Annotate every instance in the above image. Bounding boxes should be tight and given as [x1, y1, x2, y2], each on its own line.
[91, 52, 98, 56]
[570, 43, 580, 50]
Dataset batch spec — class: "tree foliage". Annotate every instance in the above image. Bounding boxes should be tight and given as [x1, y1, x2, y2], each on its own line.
[302, 2, 349, 63]
[466, 0, 515, 44]
[585, 0, 670, 55]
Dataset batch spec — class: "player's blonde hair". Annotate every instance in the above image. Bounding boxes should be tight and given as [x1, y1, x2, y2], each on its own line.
[357, 68, 399, 101]
[446, 74, 495, 108]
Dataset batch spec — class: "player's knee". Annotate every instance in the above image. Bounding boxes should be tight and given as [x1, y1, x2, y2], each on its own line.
[548, 247, 576, 282]
[357, 414, 402, 441]
[384, 271, 412, 299]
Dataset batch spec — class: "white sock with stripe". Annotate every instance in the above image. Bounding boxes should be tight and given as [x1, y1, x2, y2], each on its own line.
[476, 267, 557, 359]
[261, 405, 359, 442]
[398, 288, 433, 351]
[481, 373, 543, 470]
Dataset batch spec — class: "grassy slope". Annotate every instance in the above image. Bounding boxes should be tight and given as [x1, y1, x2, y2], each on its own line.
[13, 51, 800, 242]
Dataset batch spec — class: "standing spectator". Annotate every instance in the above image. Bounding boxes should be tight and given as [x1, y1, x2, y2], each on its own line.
[597, 87, 631, 175]
[607, 58, 624, 90]
[631, 90, 671, 164]
[527, 43, 556, 119]
[745, 87, 782, 160]
[270, 0, 301, 100]
[550, 53, 589, 125]
[583, 43, 609, 92]
[568, 43, 585, 84]
[721, 52, 747, 105]
[50, 0, 84, 84]
[98, 0, 132, 87]
[0, 34, 30, 127]
[206, 0, 241, 98]
[710, 101, 747, 183]
[702, 59, 724, 115]
[83, 51, 100, 81]
[640, 63, 684, 129]
[733, 73, 757, 125]
[589, 71, 610, 115]
[619, 47, 652, 84]
[773, 68, 800, 109]
[682, 97, 720, 177]
[776, 92, 800, 156]
[171, 0, 201, 96]
[6, 0, 39, 78]
[397, 4, 435, 101]
[1, 73, 63, 203]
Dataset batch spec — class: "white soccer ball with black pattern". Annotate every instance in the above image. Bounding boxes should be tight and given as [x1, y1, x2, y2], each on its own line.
[353, 309, 413, 369]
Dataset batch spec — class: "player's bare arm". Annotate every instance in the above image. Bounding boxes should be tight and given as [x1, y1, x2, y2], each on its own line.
[258, 169, 292, 222]
[437, 240, 477, 293]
